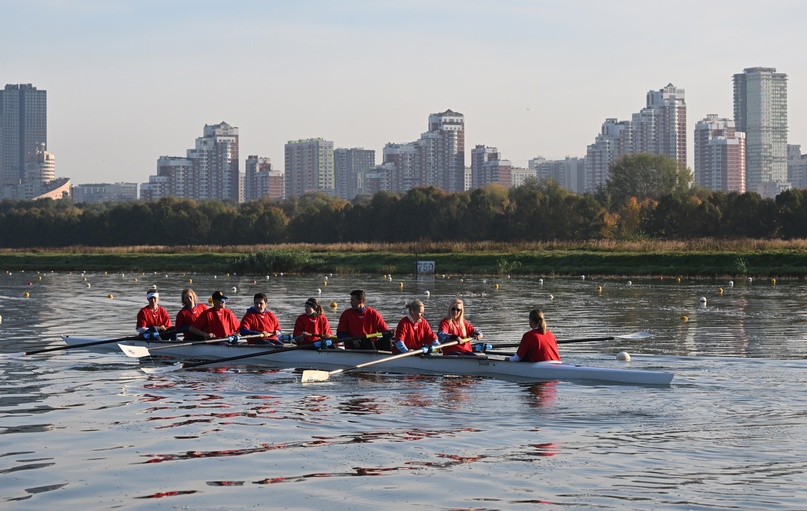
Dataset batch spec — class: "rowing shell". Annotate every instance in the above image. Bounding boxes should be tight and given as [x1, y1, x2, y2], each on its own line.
[62, 335, 674, 385]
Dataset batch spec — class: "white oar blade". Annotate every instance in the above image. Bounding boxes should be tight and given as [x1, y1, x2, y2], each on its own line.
[0, 352, 26, 359]
[301, 370, 331, 383]
[141, 363, 185, 374]
[617, 331, 653, 339]
[118, 343, 151, 358]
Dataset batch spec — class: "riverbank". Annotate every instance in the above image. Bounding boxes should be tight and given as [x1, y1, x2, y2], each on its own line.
[3, 239, 807, 277]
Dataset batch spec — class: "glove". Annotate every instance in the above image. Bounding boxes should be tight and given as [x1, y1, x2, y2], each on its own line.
[148, 325, 160, 334]
[140, 331, 154, 340]
[382, 329, 394, 339]
[421, 346, 431, 354]
[228, 335, 241, 344]
[313, 340, 333, 348]
[473, 343, 493, 353]
[449, 334, 459, 341]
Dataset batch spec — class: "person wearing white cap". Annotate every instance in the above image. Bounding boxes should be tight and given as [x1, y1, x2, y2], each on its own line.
[136, 288, 173, 338]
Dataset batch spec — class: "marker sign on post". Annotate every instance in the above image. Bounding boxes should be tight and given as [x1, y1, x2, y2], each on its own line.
[417, 261, 435, 274]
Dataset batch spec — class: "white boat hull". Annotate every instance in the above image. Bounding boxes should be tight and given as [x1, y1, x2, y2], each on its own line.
[62, 335, 674, 385]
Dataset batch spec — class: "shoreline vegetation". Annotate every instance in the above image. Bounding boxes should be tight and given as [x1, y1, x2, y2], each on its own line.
[3, 239, 807, 277]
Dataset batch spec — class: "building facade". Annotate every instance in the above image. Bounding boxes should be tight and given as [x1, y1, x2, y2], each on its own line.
[245, 155, 284, 201]
[471, 145, 512, 188]
[733, 67, 789, 197]
[284, 138, 334, 198]
[334, 148, 375, 200]
[788, 145, 807, 189]
[142, 122, 240, 201]
[0, 84, 47, 185]
[632, 83, 687, 165]
[585, 118, 633, 191]
[694, 115, 746, 192]
[73, 182, 138, 203]
[535, 157, 586, 194]
[425, 109, 465, 192]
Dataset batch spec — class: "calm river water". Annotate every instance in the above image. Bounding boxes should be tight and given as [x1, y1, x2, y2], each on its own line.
[2, 270, 807, 510]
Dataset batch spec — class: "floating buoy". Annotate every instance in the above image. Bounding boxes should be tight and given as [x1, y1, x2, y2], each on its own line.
[317, 288, 322, 294]
[279, 272, 284, 277]
[38, 275, 42, 280]
[728, 280, 734, 287]
[616, 351, 631, 362]
[226, 273, 230, 277]
[28, 281, 32, 286]
[398, 282, 404, 287]
[748, 277, 753, 283]
[627, 280, 632, 286]
[718, 288, 723, 294]
[699, 296, 707, 304]
[494, 283, 499, 289]
[24, 291, 29, 298]
[208, 297, 214, 304]
[330, 301, 337, 308]
[324, 276, 328, 281]
[86, 283, 91, 288]
[322, 281, 327, 286]
[549, 294, 554, 300]
[539, 279, 543, 285]
[83, 277, 87, 282]
[681, 315, 689, 322]
[581, 275, 586, 280]
[133, 278, 138, 282]
[0, 315, 3, 323]
[676, 277, 681, 283]
[108, 294, 113, 299]
[771, 278, 776, 285]
[252, 280, 257, 284]
[424, 290, 430, 296]
[232, 287, 237, 293]
[188, 278, 192, 283]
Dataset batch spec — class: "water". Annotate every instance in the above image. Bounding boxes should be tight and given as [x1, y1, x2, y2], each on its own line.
[2, 271, 807, 510]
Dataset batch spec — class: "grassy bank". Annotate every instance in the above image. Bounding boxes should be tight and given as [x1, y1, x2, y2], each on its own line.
[2, 239, 807, 277]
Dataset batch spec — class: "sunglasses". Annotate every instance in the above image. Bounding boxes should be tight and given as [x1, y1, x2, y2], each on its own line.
[451, 307, 462, 312]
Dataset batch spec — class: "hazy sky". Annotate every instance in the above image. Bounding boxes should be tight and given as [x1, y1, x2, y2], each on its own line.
[3, 0, 805, 185]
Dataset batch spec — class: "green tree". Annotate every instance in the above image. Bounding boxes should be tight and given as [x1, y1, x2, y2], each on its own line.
[606, 153, 693, 204]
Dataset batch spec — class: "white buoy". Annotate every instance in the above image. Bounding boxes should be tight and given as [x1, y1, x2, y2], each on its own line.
[0, 314, 3, 324]
[627, 280, 632, 286]
[699, 296, 707, 304]
[616, 351, 631, 361]
[748, 277, 752, 283]
[581, 275, 586, 280]
[317, 288, 322, 294]
[539, 279, 544, 285]
[424, 290, 430, 296]
[232, 286, 237, 293]
[549, 294, 554, 300]
[728, 280, 734, 287]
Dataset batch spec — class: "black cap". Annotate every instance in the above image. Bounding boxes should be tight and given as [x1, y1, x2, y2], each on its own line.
[211, 291, 228, 301]
[305, 298, 318, 308]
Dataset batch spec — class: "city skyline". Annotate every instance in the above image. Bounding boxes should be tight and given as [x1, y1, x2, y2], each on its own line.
[3, 1, 806, 186]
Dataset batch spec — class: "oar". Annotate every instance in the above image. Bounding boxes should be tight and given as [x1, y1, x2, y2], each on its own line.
[301, 338, 465, 383]
[139, 342, 322, 374]
[136, 332, 381, 374]
[489, 331, 653, 349]
[0, 334, 147, 359]
[119, 333, 269, 358]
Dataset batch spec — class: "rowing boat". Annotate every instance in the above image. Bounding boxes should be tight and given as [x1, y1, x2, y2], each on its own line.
[61, 335, 674, 385]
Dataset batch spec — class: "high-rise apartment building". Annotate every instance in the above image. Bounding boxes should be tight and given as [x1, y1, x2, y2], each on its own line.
[585, 119, 633, 191]
[0, 84, 47, 185]
[284, 138, 334, 198]
[694, 115, 746, 192]
[424, 109, 465, 192]
[244, 155, 284, 201]
[632, 84, 687, 165]
[334, 148, 375, 200]
[142, 122, 239, 201]
[584, 84, 687, 193]
[733, 67, 788, 197]
[381, 143, 418, 193]
[535, 157, 586, 194]
[471, 145, 512, 188]
[787, 145, 807, 189]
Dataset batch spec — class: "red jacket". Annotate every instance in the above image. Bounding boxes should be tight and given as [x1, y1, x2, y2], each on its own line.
[516, 329, 560, 362]
[192, 307, 239, 339]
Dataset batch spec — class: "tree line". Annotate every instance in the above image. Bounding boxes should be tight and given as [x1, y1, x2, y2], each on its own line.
[2, 154, 806, 248]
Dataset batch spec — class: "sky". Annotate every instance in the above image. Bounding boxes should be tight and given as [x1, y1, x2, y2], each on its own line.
[2, 0, 806, 186]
